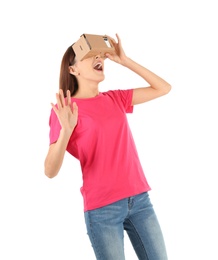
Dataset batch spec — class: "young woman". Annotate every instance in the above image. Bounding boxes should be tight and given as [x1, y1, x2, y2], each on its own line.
[44, 33, 171, 260]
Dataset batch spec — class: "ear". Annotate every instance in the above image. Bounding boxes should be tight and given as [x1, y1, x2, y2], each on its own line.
[69, 65, 80, 76]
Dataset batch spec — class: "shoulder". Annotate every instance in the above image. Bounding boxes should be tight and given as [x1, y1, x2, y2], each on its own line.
[102, 89, 133, 112]
[102, 89, 133, 98]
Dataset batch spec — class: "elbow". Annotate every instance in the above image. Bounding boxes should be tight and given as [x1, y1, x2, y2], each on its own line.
[45, 171, 55, 179]
[162, 83, 172, 95]
[165, 83, 172, 94]
[44, 170, 55, 179]
[44, 154, 60, 178]
[44, 164, 58, 179]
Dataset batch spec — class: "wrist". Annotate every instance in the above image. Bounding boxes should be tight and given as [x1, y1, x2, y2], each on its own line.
[60, 127, 74, 139]
[121, 56, 132, 67]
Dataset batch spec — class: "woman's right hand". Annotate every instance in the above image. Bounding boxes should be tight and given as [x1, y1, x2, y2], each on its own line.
[51, 89, 78, 133]
[44, 89, 78, 178]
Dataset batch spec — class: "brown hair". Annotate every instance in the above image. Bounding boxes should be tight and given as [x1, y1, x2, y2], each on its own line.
[59, 45, 78, 97]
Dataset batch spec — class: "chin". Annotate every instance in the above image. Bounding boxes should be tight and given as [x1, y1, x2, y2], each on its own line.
[98, 74, 105, 82]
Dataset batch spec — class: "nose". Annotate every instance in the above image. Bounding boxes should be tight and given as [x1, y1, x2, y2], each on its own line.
[95, 53, 106, 59]
[95, 53, 101, 59]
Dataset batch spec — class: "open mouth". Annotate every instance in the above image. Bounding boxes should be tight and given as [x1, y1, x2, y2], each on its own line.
[93, 62, 103, 71]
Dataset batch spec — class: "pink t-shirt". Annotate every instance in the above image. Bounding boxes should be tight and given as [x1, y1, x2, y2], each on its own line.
[49, 89, 151, 211]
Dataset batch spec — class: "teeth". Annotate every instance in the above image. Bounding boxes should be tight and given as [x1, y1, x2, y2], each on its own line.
[94, 62, 102, 69]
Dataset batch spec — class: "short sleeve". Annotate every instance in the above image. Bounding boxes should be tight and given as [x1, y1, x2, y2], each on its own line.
[49, 108, 61, 145]
[115, 89, 134, 113]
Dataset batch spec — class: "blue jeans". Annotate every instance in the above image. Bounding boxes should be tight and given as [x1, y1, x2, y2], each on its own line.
[84, 192, 168, 260]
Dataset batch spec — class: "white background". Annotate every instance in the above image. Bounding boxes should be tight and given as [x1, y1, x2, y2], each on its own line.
[0, 0, 217, 259]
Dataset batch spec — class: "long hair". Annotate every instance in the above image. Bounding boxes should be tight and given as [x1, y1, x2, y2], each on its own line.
[59, 45, 78, 97]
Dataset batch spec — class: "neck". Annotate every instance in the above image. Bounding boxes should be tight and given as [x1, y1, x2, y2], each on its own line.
[73, 84, 100, 99]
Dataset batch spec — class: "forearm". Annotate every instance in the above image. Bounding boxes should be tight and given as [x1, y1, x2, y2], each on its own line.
[44, 128, 72, 178]
[122, 57, 171, 92]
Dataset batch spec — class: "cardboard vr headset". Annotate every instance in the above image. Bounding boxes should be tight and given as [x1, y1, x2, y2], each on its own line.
[72, 34, 116, 61]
